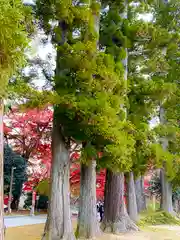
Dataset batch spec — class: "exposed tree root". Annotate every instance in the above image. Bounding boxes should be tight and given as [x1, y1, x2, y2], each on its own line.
[101, 215, 139, 234]
[42, 232, 75, 240]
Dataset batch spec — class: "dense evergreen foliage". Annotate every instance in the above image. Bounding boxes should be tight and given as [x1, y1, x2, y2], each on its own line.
[0, 0, 32, 97]
[24, 192, 48, 210]
[4, 145, 27, 208]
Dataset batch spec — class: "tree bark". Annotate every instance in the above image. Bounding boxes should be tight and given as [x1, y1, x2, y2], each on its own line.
[135, 176, 146, 213]
[102, 171, 138, 233]
[160, 168, 174, 214]
[42, 112, 75, 240]
[0, 100, 4, 240]
[159, 105, 174, 215]
[140, 176, 147, 211]
[127, 172, 138, 223]
[76, 160, 101, 239]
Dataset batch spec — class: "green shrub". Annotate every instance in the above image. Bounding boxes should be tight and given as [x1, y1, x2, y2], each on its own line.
[138, 211, 180, 226]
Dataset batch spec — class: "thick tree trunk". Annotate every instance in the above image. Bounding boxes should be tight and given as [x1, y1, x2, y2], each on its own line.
[135, 177, 143, 213]
[42, 112, 75, 240]
[159, 104, 174, 215]
[76, 160, 101, 239]
[127, 172, 138, 223]
[102, 171, 138, 233]
[160, 168, 174, 214]
[0, 100, 4, 240]
[135, 176, 146, 213]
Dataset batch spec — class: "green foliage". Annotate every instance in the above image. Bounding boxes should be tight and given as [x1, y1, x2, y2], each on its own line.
[0, 0, 32, 98]
[28, 0, 180, 177]
[99, 1, 165, 175]
[37, 195, 48, 210]
[24, 192, 32, 209]
[173, 188, 180, 202]
[150, 143, 176, 180]
[4, 144, 27, 198]
[138, 211, 180, 226]
[148, 173, 161, 197]
[148, 173, 180, 201]
[128, 0, 180, 178]
[35, 0, 137, 171]
[24, 193, 48, 210]
[36, 179, 50, 197]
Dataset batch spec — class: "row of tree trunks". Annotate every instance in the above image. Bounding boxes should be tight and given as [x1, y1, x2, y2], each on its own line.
[46, 132, 141, 239]
[44, 109, 145, 239]
[45, 120, 145, 239]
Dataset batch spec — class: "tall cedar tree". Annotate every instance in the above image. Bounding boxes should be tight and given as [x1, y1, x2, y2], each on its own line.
[99, 0, 179, 228]
[36, 0, 135, 239]
[100, 0, 141, 232]
[124, 0, 180, 215]
[153, 0, 180, 214]
[125, 0, 180, 215]
[0, 1, 31, 239]
[132, 0, 180, 214]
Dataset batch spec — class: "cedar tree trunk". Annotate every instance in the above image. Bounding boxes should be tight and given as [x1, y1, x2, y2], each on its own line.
[159, 105, 174, 215]
[76, 160, 101, 239]
[102, 171, 138, 233]
[160, 168, 174, 214]
[141, 176, 147, 211]
[135, 176, 146, 213]
[127, 172, 138, 223]
[42, 113, 75, 240]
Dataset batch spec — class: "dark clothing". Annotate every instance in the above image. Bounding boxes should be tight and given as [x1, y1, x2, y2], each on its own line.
[98, 203, 104, 222]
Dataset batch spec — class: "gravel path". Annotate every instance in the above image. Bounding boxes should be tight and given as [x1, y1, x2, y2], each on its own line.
[4, 216, 180, 239]
[100, 226, 180, 240]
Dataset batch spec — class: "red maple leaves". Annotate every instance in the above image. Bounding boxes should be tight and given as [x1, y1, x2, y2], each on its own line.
[4, 107, 105, 198]
[4, 107, 53, 184]
[4, 106, 53, 160]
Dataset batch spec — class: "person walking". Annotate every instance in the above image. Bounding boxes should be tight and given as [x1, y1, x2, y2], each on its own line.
[98, 201, 104, 222]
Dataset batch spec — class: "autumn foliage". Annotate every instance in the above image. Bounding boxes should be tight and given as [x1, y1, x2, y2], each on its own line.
[70, 152, 105, 199]
[4, 107, 52, 159]
[4, 107, 106, 198]
[3, 107, 53, 192]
